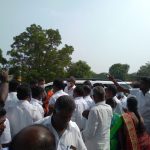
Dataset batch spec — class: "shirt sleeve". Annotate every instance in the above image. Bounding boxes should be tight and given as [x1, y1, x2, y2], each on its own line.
[71, 103, 83, 130]
[49, 96, 56, 105]
[32, 107, 43, 122]
[129, 89, 140, 96]
[82, 108, 99, 141]
[0, 119, 11, 144]
[76, 130, 87, 150]
[72, 123, 87, 150]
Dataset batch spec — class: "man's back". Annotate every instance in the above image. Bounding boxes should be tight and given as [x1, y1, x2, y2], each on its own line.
[7, 100, 42, 137]
[72, 97, 88, 130]
[82, 101, 112, 150]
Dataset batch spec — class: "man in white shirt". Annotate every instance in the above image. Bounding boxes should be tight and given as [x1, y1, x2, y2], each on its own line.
[7, 84, 42, 137]
[0, 107, 11, 149]
[82, 86, 112, 150]
[105, 85, 123, 114]
[72, 86, 88, 130]
[64, 76, 76, 98]
[83, 85, 95, 109]
[36, 95, 87, 150]
[49, 79, 67, 114]
[116, 92, 127, 110]
[109, 75, 150, 134]
[30, 86, 44, 117]
[5, 80, 19, 112]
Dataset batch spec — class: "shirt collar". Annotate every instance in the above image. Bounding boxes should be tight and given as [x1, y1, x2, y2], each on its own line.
[55, 90, 63, 94]
[31, 98, 42, 104]
[74, 96, 83, 101]
[84, 95, 91, 99]
[95, 100, 105, 106]
[18, 100, 30, 104]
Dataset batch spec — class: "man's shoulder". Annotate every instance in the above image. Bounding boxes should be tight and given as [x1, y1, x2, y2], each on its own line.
[51, 90, 68, 98]
[92, 102, 112, 111]
[35, 116, 51, 126]
[69, 120, 80, 132]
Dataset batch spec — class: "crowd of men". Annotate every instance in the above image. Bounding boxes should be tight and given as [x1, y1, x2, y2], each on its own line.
[0, 71, 150, 150]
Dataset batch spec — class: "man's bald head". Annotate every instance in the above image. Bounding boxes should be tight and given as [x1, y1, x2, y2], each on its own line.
[9, 125, 56, 150]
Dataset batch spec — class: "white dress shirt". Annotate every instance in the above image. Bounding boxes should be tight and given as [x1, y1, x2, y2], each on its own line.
[64, 85, 76, 98]
[119, 95, 127, 109]
[130, 89, 150, 133]
[30, 98, 44, 117]
[84, 95, 95, 109]
[0, 118, 11, 144]
[35, 116, 87, 150]
[49, 90, 68, 105]
[82, 101, 113, 150]
[6, 100, 42, 137]
[72, 97, 88, 130]
[113, 96, 123, 115]
[4, 92, 19, 112]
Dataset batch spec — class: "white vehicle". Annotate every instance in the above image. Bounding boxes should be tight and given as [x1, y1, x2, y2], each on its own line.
[45, 79, 132, 92]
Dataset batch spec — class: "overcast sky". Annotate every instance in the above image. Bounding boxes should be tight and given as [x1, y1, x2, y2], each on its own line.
[0, 0, 150, 73]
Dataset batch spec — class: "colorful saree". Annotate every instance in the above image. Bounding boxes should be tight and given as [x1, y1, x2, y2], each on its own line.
[122, 112, 150, 150]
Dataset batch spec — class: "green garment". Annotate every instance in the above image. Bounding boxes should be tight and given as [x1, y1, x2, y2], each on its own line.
[110, 113, 123, 150]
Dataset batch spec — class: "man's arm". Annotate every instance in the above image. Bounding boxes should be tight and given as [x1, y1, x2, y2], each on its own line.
[0, 70, 9, 104]
[82, 109, 98, 140]
[108, 74, 130, 94]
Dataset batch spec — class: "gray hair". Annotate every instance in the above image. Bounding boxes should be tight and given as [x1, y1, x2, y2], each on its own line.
[93, 86, 105, 100]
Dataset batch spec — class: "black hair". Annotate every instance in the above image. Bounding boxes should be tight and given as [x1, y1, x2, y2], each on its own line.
[30, 80, 38, 86]
[17, 84, 31, 100]
[83, 85, 91, 95]
[73, 86, 84, 97]
[93, 86, 105, 100]
[67, 76, 76, 84]
[140, 77, 150, 88]
[9, 80, 19, 92]
[106, 85, 117, 96]
[53, 79, 64, 90]
[31, 86, 44, 98]
[55, 95, 75, 112]
[106, 98, 117, 109]
[127, 96, 145, 134]
[0, 106, 6, 117]
[83, 80, 92, 88]
[93, 83, 104, 88]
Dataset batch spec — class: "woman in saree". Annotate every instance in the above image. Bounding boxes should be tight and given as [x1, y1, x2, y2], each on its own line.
[122, 96, 150, 150]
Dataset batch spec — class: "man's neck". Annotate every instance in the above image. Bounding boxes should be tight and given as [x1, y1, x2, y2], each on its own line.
[51, 116, 67, 134]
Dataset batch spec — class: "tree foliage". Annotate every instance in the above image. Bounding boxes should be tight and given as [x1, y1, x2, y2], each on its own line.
[7, 24, 74, 82]
[67, 60, 92, 78]
[109, 63, 129, 80]
[0, 48, 7, 68]
[137, 62, 150, 77]
[92, 72, 108, 80]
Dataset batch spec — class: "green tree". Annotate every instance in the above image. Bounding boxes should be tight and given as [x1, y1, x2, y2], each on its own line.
[92, 72, 108, 80]
[137, 62, 150, 77]
[126, 73, 137, 81]
[109, 63, 129, 80]
[0, 49, 7, 68]
[67, 60, 92, 78]
[7, 24, 74, 82]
